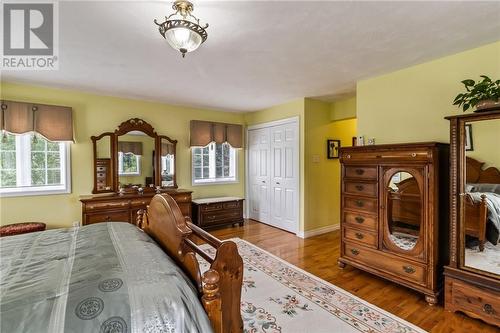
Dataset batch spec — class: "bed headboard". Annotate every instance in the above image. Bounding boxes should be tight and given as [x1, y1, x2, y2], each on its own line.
[466, 157, 500, 183]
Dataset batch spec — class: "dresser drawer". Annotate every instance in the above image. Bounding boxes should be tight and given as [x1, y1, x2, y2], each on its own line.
[344, 242, 426, 285]
[342, 150, 431, 162]
[200, 204, 223, 212]
[344, 166, 377, 180]
[344, 196, 378, 214]
[344, 181, 377, 197]
[86, 211, 130, 224]
[343, 227, 377, 248]
[170, 193, 191, 203]
[130, 198, 149, 207]
[223, 201, 242, 209]
[201, 209, 242, 226]
[85, 201, 129, 212]
[343, 211, 377, 230]
[446, 278, 500, 326]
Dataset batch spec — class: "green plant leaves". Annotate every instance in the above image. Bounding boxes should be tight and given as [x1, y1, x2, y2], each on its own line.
[454, 75, 500, 112]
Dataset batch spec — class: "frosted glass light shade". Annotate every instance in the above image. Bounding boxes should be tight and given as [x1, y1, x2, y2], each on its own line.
[164, 27, 203, 55]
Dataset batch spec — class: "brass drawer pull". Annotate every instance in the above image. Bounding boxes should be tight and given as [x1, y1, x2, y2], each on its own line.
[350, 249, 359, 256]
[355, 216, 365, 224]
[355, 185, 364, 191]
[403, 265, 416, 274]
[355, 232, 364, 240]
[483, 304, 494, 315]
[355, 169, 364, 175]
[355, 200, 364, 207]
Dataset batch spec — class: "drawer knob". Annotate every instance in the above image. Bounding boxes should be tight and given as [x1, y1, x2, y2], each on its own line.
[402, 265, 415, 274]
[355, 216, 365, 224]
[483, 304, 494, 315]
[355, 200, 364, 207]
[346, 154, 351, 159]
[355, 169, 364, 175]
[411, 153, 417, 157]
[355, 232, 364, 240]
[350, 249, 359, 256]
[355, 185, 364, 191]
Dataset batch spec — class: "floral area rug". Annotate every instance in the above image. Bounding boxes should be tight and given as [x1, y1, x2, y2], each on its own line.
[198, 238, 426, 333]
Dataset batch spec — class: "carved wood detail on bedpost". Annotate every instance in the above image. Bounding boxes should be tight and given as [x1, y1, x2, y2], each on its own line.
[202, 269, 223, 333]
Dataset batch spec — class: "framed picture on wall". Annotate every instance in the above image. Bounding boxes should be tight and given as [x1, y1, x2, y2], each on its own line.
[465, 124, 474, 151]
[327, 139, 341, 159]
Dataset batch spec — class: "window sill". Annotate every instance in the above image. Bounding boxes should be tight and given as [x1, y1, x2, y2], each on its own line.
[192, 179, 239, 186]
[0, 187, 71, 198]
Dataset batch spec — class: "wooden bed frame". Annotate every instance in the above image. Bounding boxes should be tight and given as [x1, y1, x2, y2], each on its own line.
[465, 157, 500, 251]
[136, 194, 243, 333]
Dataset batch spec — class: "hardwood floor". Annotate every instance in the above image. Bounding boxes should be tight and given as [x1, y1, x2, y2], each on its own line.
[208, 220, 498, 333]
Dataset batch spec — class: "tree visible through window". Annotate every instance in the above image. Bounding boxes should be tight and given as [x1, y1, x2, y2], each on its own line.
[0, 133, 70, 195]
[118, 152, 141, 175]
[192, 142, 237, 184]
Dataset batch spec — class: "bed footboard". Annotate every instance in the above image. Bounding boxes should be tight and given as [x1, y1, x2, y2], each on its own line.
[464, 194, 488, 251]
[137, 194, 243, 333]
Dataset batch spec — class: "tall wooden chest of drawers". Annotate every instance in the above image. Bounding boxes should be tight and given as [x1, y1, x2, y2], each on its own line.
[192, 197, 244, 229]
[338, 143, 449, 305]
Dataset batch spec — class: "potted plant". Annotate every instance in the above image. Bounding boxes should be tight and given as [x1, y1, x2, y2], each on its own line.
[453, 75, 500, 112]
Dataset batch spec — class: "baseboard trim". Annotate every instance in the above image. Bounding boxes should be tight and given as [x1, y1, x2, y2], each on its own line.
[297, 224, 340, 239]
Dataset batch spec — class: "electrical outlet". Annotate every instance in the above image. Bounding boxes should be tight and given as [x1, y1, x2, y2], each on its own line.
[312, 155, 320, 163]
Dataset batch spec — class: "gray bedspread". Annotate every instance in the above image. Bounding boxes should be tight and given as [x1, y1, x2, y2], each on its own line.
[0, 222, 213, 333]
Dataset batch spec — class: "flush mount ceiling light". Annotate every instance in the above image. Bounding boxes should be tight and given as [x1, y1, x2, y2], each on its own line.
[154, 0, 208, 58]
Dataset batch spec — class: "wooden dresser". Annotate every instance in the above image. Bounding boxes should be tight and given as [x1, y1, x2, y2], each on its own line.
[80, 190, 192, 225]
[192, 197, 244, 229]
[338, 143, 449, 305]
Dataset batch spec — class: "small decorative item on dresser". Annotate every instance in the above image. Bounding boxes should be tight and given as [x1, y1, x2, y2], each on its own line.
[453, 75, 500, 112]
[327, 139, 341, 159]
[192, 197, 244, 229]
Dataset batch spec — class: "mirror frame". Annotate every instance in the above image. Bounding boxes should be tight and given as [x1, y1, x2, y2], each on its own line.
[457, 113, 500, 279]
[382, 167, 425, 258]
[91, 118, 178, 194]
[91, 132, 115, 194]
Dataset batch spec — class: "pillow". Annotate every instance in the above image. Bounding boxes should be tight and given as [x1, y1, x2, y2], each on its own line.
[468, 183, 500, 195]
[466, 184, 475, 192]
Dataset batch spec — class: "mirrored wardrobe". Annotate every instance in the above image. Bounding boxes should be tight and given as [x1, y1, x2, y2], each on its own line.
[445, 110, 500, 327]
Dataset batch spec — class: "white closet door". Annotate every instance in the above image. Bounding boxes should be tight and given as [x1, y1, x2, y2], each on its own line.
[270, 123, 298, 232]
[248, 128, 271, 223]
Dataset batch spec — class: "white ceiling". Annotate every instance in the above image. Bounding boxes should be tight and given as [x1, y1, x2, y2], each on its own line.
[2, 1, 500, 112]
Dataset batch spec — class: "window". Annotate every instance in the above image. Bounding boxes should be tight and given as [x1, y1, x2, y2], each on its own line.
[118, 152, 141, 176]
[0, 133, 70, 196]
[192, 142, 237, 185]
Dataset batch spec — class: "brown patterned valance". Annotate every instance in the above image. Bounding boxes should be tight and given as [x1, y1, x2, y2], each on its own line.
[190, 120, 243, 148]
[0, 100, 73, 142]
[161, 142, 175, 156]
[118, 141, 143, 155]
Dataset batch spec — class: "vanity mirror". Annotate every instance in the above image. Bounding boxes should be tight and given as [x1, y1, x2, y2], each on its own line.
[91, 118, 177, 194]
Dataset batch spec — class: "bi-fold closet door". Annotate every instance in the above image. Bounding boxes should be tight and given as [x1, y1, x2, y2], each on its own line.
[248, 120, 298, 233]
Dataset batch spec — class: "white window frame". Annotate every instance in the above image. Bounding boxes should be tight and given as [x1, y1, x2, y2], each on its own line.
[191, 142, 238, 186]
[118, 152, 141, 176]
[0, 134, 71, 197]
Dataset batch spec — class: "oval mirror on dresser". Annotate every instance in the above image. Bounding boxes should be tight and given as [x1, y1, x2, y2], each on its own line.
[381, 167, 426, 259]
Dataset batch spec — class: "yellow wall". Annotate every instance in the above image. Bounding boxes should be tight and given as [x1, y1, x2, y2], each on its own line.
[244, 99, 306, 231]
[0, 82, 246, 228]
[331, 96, 356, 121]
[305, 99, 357, 231]
[357, 41, 500, 144]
